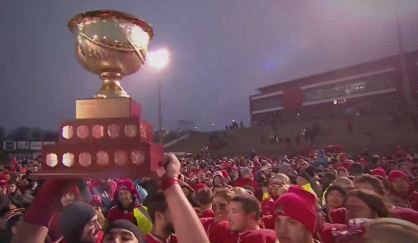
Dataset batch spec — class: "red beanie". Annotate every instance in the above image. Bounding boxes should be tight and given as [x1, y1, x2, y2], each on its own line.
[388, 170, 408, 183]
[274, 185, 317, 234]
[371, 167, 386, 177]
[115, 179, 141, 202]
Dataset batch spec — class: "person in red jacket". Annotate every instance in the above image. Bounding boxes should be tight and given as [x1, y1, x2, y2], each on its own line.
[144, 191, 177, 243]
[228, 194, 276, 243]
[195, 187, 214, 218]
[107, 179, 152, 235]
[273, 185, 318, 243]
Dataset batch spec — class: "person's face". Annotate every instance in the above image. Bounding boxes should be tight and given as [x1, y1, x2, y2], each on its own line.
[21, 178, 29, 186]
[269, 179, 285, 196]
[212, 196, 229, 222]
[345, 196, 375, 220]
[326, 190, 344, 209]
[197, 171, 205, 181]
[102, 228, 139, 243]
[8, 184, 17, 193]
[61, 192, 76, 207]
[275, 215, 311, 243]
[392, 178, 410, 196]
[119, 190, 133, 207]
[263, 168, 272, 176]
[228, 201, 253, 232]
[80, 215, 101, 243]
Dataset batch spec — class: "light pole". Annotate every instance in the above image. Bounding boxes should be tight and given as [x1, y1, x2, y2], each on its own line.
[147, 48, 170, 143]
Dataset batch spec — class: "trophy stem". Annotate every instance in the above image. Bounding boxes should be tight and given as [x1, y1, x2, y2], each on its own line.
[95, 72, 129, 98]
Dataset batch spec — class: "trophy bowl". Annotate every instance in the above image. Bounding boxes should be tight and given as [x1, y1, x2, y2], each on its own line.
[68, 10, 154, 98]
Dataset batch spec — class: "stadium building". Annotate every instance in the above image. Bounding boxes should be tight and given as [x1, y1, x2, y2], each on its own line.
[250, 50, 418, 125]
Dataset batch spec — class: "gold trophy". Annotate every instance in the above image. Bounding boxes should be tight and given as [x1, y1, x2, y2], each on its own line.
[33, 10, 163, 178]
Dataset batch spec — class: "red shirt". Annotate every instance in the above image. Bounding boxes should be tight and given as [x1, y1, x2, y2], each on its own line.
[260, 215, 275, 230]
[207, 220, 238, 243]
[261, 198, 275, 216]
[390, 207, 418, 225]
[196, 208, 215, 218]
[237, 229, 276, 243]
[145, 234, 178, 243]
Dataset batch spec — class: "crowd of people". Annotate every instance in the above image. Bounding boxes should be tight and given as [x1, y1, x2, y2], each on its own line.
[0, 146, 418, 243]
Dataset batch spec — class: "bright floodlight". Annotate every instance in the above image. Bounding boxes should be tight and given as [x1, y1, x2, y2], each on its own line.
[147, 48, 170, 69]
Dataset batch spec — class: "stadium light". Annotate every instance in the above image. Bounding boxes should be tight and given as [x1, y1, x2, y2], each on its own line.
[147, 48, 170, 143]
[147, 48, 170, 70]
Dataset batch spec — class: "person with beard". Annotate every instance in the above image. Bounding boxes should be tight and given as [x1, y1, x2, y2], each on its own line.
[107, 179, 152, 235]
[59, 201, 103, 243]
[273, 186, 318, 243]
[143, 191, 177, 243]
[227, 194, 276, 243]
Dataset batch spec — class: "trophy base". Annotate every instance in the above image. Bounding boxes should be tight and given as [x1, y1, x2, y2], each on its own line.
[76, 97, 142, 119]
[34, 142, 163, 179]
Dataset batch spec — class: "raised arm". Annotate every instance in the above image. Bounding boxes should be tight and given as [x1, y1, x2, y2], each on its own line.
[12, 180, 75, 243]
[159, 153, 210, 243]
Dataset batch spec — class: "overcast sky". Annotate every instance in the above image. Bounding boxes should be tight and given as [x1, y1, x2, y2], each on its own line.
[1, 0, 418, 132]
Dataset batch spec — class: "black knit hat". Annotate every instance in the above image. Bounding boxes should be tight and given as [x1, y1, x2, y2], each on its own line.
[59, 202, 96, 243]
[105, 219, 144, 242]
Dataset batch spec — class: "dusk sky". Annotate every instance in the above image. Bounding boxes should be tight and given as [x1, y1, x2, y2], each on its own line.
[1, 0, 418, 132]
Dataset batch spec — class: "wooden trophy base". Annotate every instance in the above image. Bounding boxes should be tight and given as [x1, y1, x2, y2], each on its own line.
[32, 97, 163, 179]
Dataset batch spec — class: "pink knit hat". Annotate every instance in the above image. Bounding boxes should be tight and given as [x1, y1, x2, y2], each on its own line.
[274, 185, 317, 234]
